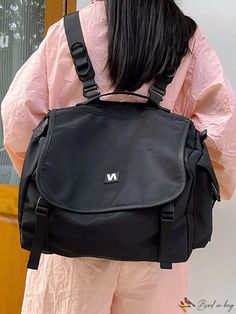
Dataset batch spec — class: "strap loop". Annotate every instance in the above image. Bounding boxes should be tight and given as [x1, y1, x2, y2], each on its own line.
[71, 42, 93, 79]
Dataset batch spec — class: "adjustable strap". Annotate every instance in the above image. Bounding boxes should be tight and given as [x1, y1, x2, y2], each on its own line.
[64, 12, 100, 99]
[27, 197, 50, 270]
[149, 71, 175, 106]
[159, 202, 175, 269]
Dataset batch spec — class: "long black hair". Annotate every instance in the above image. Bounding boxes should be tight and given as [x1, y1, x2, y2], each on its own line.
[104, 0, 197, 91]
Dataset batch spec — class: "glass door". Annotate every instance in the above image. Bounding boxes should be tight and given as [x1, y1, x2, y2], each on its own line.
[0, 0, 72, 185]
[0, 3, 76, 314]
[0, 0, 46, 184]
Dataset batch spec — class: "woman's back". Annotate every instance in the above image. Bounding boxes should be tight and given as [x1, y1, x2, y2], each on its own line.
[1, 1, 236, 313]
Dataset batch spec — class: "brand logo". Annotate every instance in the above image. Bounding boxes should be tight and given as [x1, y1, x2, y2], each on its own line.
[0, 33, 9, 49]
[178, 297, 235, 313]
[104, 172, 120, 184]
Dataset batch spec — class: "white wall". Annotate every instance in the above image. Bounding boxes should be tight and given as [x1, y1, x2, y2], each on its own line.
[77, 0, 89, 10]
[77, 0, 236, 309]
[182, 1, 236, 310]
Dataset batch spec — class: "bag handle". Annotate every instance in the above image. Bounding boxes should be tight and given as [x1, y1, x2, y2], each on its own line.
[77, 91, 171, 112]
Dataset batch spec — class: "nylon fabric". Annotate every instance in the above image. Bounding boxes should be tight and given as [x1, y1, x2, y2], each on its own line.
[35, 106, 190, 212]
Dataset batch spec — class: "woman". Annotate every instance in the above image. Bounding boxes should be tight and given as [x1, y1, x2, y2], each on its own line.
[1, 0, 236, 313]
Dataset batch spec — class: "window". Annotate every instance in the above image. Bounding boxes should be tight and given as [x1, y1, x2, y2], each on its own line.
[0, 0, 76, 184]
[0, 0, 46, 184]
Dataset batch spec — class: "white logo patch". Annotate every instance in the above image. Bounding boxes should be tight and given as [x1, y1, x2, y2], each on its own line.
[104, 172, 120, 184]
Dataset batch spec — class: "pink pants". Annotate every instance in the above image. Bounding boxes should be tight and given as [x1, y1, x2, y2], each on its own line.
[21, 254, 188, 314]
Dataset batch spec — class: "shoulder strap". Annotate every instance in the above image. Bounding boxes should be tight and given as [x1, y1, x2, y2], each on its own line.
[64, 12, 175, 104]
[64, 12, 100, 99]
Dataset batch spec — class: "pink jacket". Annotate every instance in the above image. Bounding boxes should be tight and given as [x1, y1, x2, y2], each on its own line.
[1, 2, 236, 201]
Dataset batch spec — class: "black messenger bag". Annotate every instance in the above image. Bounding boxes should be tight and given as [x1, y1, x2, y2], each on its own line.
[18, 12, 221, 270]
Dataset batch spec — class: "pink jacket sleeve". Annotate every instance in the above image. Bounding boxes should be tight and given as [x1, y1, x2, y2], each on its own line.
[1, 26, 55, 176]
[186, 31, 236, 200]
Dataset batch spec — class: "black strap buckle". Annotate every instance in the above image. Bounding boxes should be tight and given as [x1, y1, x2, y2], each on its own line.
[161, 203, 175, 222]
[64, 14, 101, 101]
[71, 42, 100, 99]
[71, 42, 84, 59]
[35, 197, 49, 216]
[83, 82, 100, 99]
[71, 42, 94, 80]
[148, 69, 176, 107]
[149, 86, 166, 101]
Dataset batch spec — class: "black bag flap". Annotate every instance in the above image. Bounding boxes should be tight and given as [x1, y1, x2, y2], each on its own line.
[36, 104, 191, 213]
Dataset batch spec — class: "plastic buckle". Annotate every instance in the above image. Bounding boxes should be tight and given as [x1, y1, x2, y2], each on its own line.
[75, 58, 91, 78]
[71, 42, 93, 78]
[71, 42, 84, 58]
[83, 84, 100, 99]
[149, 86, 166, 100]
[35, 197, 49, 216]
[161, 204, 174, 222]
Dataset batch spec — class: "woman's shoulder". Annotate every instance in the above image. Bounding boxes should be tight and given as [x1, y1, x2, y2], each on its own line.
[45, 1, 107, 43]
[188, 25, 212, 60]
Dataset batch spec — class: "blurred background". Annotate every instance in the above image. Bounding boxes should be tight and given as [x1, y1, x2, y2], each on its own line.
[0, 0, 235, 313]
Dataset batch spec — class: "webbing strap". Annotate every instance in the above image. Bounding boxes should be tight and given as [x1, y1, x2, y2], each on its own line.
[159, 202, 175, 269]
[27, 197, 49, 270]
[64, 12, 175, 105]
[64, 12, 100, 99]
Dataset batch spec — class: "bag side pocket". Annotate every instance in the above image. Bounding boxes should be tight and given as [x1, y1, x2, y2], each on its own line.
[193, 142, 220, 249]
